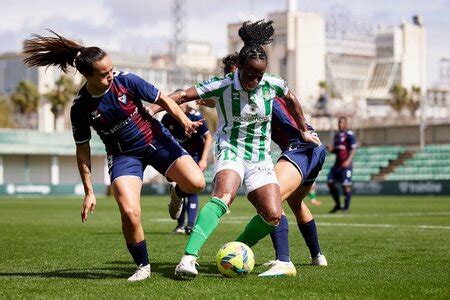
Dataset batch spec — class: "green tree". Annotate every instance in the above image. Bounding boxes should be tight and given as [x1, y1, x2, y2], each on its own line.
[389, 84, 408, 115]
[318, 81, 328, 89]
[407, 86, 421, 118]
[10, 80, 40, 128]
[46, 75, 78, 131]
[0, 94, 14, 128]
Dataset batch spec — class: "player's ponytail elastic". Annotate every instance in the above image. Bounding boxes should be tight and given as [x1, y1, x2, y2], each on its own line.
[237, 19, 274, 66]
[23, 29, 107, 76]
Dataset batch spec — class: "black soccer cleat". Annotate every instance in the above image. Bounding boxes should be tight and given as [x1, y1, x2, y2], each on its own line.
[329, 206, 342, 214]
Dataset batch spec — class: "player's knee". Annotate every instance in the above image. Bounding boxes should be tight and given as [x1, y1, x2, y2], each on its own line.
[185, 174, 206, 193]
[261, 208, 282, 226]
[121, 207, 141, 226]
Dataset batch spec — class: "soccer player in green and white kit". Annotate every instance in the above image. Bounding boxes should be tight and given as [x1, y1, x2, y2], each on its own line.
[170, 20, 320, 279]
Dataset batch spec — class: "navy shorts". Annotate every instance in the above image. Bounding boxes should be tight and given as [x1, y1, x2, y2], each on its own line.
[327, 166, 352, 186]
[278, 144, 326, 186]
[187, 151, 201, 164]
[108, 131, 188, 183]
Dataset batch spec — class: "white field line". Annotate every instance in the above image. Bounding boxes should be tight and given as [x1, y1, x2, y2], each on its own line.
[173, 212, 450, 219]
[151, 216, 450, 230]
[313, 212, 450, 218]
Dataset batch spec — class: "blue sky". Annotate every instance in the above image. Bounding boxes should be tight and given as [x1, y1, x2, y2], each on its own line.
[1, 0, 448, 85]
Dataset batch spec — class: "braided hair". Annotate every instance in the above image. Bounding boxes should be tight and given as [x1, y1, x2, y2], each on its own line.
[237, 19, 274, 66]
[23, 29, 107, 76]
[222, 52, 238, 74]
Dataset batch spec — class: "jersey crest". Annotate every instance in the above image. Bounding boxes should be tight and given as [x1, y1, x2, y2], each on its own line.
[118, 94, 127, 104]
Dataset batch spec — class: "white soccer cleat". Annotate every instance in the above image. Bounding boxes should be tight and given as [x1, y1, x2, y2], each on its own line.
[311, 254, 328, 266]
[168, 182, 184, 220]
[258, 260, 297, 277]
[172, 226, 185, 235]
[262, 260, 277, 267]
[174, 255, 198, 279]
[127, 264, 151, 282]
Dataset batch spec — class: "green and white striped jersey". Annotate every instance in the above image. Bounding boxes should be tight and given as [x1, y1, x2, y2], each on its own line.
[195, 70, 289, 162]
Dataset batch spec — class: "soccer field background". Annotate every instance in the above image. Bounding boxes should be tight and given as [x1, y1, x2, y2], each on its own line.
[0, 195, 449, 298]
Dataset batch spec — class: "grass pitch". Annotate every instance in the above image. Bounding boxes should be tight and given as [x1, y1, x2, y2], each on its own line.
[0, 195, 449, 298]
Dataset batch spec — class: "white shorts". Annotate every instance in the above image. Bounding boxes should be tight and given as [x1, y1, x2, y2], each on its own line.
[213, 152, 279, 195]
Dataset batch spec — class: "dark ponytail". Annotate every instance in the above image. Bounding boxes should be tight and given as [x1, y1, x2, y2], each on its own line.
[22, 29, 107, 76]
[222, 52, 239, 75]
[237, 20, 274, 66]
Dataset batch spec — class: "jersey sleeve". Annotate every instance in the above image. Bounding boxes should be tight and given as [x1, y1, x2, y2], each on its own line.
[347, 131, 357, 149]
[121, 72, 160, 103]
[194, 76, 224, 100]
[70, 103, 91, 144]
[267, 74, 289, 98]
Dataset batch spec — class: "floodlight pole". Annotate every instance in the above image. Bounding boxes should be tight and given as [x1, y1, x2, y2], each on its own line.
[419, 92, 426, 150]
[172, 0, 184, 69]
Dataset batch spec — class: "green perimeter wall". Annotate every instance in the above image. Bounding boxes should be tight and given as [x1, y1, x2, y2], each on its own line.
[1, 181, 450, 196]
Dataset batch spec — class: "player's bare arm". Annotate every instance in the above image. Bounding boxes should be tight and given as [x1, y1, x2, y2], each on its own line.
[198, 131, 213, 171]
[197, 99, 216, 108]
[156, 92, 203, 136]
[343, 148, 357, 168]
[76, 142, 96, 222]
[283, 90, 321, 145]
[151, 87, 200, 114]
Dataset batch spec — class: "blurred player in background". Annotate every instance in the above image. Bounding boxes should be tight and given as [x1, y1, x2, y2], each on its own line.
[161, 101, 212, 235]
[22, 30, 205, 281]
[307, 183, 322, 206]
[327, 116, 357, 213]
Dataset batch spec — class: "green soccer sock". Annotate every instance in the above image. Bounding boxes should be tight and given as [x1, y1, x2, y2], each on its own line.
[184, 197, 228, 257]
[309, 191, 317, 201]
[235, 214, 276, 247]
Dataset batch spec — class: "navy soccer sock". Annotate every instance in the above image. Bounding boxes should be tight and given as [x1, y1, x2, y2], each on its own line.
[269, 215, 290, 262]
[329, 185, 341, 207]
[175, 184, 190, 198]
[177, 199, 187, 227]
[298, 220, 321, 258]
[127, 240, 149, 266]
[343, 189, 352, 210]
[187, 194, 199, 227]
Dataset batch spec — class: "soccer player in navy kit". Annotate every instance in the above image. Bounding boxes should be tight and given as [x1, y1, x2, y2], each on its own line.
[327, 116, 357, 213]
[161, 102, 212, 235]
[259, 97, 328, 275]
[22, 30, 205, 281]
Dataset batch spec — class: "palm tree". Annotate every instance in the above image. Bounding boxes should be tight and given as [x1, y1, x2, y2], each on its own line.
[0, 94, 14, 128]
[407, 86, 421, 118]
[46, 75, 78, 131]
[10, 80, 40, 128]
[389, 84, 408, 115]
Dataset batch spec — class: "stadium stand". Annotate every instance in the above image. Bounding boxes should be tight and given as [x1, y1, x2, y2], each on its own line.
[1, 129, 449, 189]
[386, 144, 450, 181]
[0, 130, 104, 155]
[316, 146, 406, 182]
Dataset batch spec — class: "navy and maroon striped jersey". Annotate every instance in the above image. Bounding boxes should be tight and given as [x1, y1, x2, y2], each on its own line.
[332, 130, 357, 167]
[70, 71, 164, 155]
[271, 97, 315, 151]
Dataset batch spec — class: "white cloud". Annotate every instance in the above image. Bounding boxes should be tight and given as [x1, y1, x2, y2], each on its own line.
[0, 0, 449, 84]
